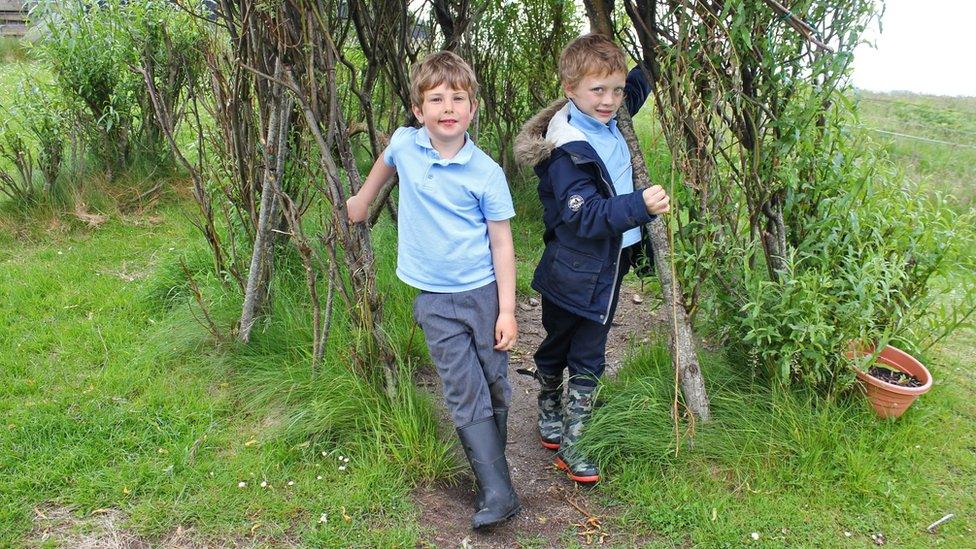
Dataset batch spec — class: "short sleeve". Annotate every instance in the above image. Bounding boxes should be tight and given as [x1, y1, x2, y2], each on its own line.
[382, 126, 414, 167]
[479, 167, 516, 221]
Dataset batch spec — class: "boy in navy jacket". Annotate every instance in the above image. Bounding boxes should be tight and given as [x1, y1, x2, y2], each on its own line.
[514, 34, 670, 483]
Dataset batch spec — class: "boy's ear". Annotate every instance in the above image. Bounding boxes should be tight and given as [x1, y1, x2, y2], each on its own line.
[411, 103, 423, 124]
[562, 82, 576, 99]
[470, 98, 478, 115]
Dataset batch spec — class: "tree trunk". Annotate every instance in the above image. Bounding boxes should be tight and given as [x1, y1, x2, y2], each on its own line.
[760, 191, 789, 279]
[617, 108, 711, 421]
[585, 2, 711, 421]
[583, 0, 616, 36]
[239, 62, 292, 343]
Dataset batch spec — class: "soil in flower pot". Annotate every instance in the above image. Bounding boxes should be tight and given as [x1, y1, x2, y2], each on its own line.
[850, 344, 932, 419]
[867, 365, 924, 388]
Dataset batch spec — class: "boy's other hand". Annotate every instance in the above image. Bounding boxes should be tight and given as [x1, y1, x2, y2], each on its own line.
[642, 185, 671, 215]
[346, 194, 368, 223]
[494, 312, 517, 351]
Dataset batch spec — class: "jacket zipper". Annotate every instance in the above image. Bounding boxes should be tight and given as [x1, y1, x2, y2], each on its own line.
[574, 156, 624, 325]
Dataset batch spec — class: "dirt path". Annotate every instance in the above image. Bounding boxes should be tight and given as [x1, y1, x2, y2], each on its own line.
[414, 284, 666, 547]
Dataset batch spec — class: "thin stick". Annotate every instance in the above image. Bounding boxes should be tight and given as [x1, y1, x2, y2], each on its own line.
[926, 514, 954, 533]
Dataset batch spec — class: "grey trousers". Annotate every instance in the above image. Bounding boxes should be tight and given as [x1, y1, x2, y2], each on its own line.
[412, 281, 512, 427]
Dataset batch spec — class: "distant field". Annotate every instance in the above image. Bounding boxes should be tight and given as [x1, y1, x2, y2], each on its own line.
[856, 90, 976, 209]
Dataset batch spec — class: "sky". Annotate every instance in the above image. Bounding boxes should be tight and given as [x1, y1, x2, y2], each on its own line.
[852, 0, 976, 96]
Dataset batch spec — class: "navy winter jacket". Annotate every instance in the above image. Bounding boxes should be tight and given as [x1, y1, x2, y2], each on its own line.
[514, 67, 655, 324]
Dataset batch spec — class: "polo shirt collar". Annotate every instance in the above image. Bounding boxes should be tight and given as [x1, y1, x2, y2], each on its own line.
[414, 125, 475, 165]
[568, 99, 617, 133]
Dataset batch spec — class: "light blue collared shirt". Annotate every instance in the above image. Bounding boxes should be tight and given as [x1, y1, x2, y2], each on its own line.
[567, 100, 641, 247]
[383, 126, 515, 292]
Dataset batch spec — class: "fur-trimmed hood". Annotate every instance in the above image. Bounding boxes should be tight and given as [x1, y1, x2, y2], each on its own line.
[513, 99, 590, 168]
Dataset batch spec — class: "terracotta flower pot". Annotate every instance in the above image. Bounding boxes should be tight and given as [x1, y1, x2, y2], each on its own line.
[849, 344, 932, 419]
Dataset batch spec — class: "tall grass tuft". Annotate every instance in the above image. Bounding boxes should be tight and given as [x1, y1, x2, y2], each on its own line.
[0, 37, 27, 63]
[143, 224, 457, 490]
[579, 340, 954, 544]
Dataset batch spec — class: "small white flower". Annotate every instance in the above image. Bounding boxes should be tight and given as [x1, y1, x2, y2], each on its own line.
[321, 451, 327, 457]
[287, 481, 295, 486]
[260, 481, 268, 488]
[318, 512, 328, 524]
[844, 531, 852, 537]
[338, 455, 344, 461]
[751, 532, 760, 541]
[338, 465, 347, 471]
[343, 457, 350, 463]
[238, 481, 246, 488]
[317, 475, 323, 480]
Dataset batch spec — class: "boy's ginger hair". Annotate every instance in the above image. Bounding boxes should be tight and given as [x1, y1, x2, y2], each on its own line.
[558, 33, 628, 88]
[409, 51, 479, 108]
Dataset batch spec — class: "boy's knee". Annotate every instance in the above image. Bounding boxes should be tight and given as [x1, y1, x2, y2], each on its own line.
[487, 378, 511, 408]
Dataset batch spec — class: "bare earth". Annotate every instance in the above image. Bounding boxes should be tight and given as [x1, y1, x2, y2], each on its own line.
[414, 284, 667, 548]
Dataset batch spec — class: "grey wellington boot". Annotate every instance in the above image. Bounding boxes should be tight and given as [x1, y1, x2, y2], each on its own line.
[537, 371, 564, 450]
[553, 383, 600, 483]
[457, 416, 520, 529]
[474, 408, 508, 510]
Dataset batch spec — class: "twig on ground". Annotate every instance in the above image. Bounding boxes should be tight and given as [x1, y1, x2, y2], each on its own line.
[926, 513, 954, 533]
[180, 258, 223, 342]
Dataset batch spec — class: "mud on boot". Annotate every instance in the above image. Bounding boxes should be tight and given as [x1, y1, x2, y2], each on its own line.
[553, 383, 600, 483]
[457, 416, 520, 528]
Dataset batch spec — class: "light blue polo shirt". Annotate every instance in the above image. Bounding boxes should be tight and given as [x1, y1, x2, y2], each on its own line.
[383, 126, 515, 293]
[567, 100, 641, 247]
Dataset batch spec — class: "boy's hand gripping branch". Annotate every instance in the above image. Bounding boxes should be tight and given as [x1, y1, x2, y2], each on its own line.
[642, 184, 670, 215]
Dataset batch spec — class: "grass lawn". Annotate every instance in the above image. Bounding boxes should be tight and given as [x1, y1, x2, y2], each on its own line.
[1, 42, 974, 545]
[0, 207, 428, 546]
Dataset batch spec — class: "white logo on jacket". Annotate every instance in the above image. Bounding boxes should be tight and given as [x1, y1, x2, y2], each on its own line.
[568, 194, 584, 212]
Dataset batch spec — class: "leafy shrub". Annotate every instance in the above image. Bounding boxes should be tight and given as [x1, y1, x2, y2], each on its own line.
[15, 81, 69, 194]
[33, 0, 140, 169]
[718, 108, 976, 392]
[32, 0, 205, 172]
[468, 0, 579, 174]
[0, 123, 37, 203]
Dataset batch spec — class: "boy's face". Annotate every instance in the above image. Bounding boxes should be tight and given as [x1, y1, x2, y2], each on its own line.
[564, 70, 627, 124]
[411, 82, 477, 147]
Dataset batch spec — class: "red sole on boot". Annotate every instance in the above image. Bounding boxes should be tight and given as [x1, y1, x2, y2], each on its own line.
[554, 456, 600, 483]
[539, 435, 560, 450]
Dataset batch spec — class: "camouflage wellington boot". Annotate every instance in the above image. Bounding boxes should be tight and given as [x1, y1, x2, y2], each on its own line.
[537, 371, 564, 450]
[553, 383, 600, 483]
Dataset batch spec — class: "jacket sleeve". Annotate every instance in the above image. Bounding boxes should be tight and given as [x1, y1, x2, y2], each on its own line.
[625, 64, 652, 116]
[548, 153, 654, 239]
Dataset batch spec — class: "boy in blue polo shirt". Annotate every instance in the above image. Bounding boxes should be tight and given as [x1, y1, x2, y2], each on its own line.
[346, 51, 519, 528]
[514, 34, 671, 484]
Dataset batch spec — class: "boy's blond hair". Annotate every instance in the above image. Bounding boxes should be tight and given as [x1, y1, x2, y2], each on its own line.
[409, 51, 479, 107]
[558, 33, 627, 89]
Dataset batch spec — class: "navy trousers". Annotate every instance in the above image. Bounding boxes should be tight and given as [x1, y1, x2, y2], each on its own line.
[534, 247, 632, 387]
